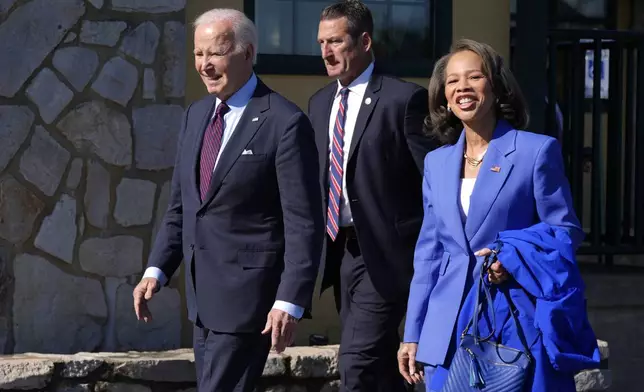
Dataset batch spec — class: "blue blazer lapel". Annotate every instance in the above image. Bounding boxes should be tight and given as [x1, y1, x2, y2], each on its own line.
[198, 81, 270, 210]
[464, 121, 517, 241]
[440, 131, 469, 253]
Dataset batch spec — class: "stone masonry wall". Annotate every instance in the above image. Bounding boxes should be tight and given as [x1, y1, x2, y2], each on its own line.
[0, 343, 612, 392]
[0, 0, 186, 354]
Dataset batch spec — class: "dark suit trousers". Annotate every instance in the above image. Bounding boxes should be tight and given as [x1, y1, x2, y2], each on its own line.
[193, 322, 271, 392]
[327, 228, 407, 392]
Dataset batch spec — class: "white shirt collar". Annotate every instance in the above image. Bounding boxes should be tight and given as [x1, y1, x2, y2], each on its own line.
[215, 72, 257, 109]
[335, 62, 374, 97]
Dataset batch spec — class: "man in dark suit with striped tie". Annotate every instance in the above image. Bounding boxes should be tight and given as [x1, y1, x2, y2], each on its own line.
[308, 1, 435, 391]
[132, 8, 323, 391]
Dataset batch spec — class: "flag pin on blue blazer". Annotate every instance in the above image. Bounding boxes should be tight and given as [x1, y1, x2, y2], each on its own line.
[491, 166, 501, 172]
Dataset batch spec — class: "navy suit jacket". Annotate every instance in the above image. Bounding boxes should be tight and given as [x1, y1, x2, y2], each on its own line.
[404, 121, 583, 367]
[308, 73, 435, 301]
[148, 79, 324, 333]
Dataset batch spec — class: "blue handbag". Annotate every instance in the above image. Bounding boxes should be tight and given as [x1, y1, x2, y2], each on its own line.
[440, 244, 533, 391]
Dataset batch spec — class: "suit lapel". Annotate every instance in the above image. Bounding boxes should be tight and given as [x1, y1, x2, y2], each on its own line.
[347, 74, 382, 162]
[198, 81, 270, 210]
[191, 95, 217, 200]
[316, 85, 336, 196]
[464, 122, 516, 241]
[440, 131, 469, 253]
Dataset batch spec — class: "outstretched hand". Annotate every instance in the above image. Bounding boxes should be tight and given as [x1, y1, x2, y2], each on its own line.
[133, 277, 159, 322]
[261, 308, 298, 353]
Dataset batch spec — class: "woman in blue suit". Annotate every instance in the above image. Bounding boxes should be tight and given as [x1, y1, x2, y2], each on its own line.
[398, 39, 586, 391]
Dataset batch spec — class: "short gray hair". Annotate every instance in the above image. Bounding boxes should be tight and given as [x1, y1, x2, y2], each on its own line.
[193, 8, 258, 64]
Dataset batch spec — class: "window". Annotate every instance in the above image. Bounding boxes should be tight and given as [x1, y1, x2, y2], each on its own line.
[246, 0, 448, 77]
[510, 0, 613, 29]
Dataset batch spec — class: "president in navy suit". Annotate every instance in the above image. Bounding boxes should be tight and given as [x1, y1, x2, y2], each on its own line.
[308, 2, 435, 391]
[132, 8, 323, 391]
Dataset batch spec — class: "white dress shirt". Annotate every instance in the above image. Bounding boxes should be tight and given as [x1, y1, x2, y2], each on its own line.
[460, 178, 476, 218]
[143, 73, 304, 319]
[328, 62, 374, 227]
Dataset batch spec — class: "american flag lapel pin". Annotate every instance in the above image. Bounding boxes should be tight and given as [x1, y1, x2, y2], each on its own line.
[491, 166, 501, 173]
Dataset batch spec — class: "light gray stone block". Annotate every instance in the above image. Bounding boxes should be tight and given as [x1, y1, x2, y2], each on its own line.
[119, 22, 160, 64]
[0, 105, 34, 172]
[133, 105, 183, 170]
[289, 346, 339, 378]
[114, 178, 156, 226]
[111, 350, 196, 382]
[26, 68, 74, 124]
[34, 194, 77, 263]
[66, 158, 84, 190]
[162, 22, 186, 98]
[19, 126, 71, 196]
[12, 253, 107, 353]
[57, 100, 132, 166]
[110, 0, 185, 13]
[0, 175, 45, 244]
[0, 0, 18, 14]
[0, 0, 85, 97]
[79, 236, 143, 277]
[115, 282, 181, 351]
[87, 0, 103, 9]
[92, 57, 138, 106]
[84, 160, 110, 229]
[575, 369, 611, 391]
[80, 21, 127, 47]
[0, 359, 54, 390]
[53, 47, 99, 92]
[143, 69, 156, 100]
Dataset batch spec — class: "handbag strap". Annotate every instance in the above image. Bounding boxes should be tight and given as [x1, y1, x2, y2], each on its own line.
[462, 241, 532, 357]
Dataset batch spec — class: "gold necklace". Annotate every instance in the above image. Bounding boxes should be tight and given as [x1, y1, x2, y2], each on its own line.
[464, 150, 486, 167]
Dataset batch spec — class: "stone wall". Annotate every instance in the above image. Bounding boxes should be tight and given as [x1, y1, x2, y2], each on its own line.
[0, 0, 186, 354]
[0, 343, 611, 391]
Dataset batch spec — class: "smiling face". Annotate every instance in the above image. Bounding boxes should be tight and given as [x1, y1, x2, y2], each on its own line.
[317, 17, 371, 85]
[193, 22, 253, 100]
[444, 50, 496, 126]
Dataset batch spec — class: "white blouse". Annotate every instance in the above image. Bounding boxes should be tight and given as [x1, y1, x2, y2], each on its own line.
[460, 178, 476, 217]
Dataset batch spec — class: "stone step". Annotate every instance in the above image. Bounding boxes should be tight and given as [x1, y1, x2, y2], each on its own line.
[0, 341, 611, 391]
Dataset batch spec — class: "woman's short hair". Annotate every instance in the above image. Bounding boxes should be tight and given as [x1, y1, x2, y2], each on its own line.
[425, 39, 529, 145]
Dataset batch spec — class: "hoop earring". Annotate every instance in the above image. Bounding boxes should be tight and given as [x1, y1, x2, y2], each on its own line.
[447, 105, 452, 112]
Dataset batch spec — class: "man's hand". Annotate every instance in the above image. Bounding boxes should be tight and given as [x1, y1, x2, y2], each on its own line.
[398, 342, 423, 384]
[261, 308, 298, 353]
[475, 248, 510, 284]
[133, 277, 159, 323]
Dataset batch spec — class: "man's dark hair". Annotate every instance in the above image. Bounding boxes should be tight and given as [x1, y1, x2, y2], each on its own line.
[321, 0, 374, 40]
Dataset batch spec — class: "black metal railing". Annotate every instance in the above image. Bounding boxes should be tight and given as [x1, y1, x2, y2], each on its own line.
[546, 29, 644, 264]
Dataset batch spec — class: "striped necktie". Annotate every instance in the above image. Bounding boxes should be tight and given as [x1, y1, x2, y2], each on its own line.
[199, 102, 230, 201]
[326, 88, 349, 241]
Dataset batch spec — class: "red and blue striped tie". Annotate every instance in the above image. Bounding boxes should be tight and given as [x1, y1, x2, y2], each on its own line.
[327, 88, 349, 241]
[199, 102, 230, 201]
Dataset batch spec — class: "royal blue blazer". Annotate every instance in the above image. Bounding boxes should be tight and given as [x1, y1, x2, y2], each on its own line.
[403, 120, 583, 367]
